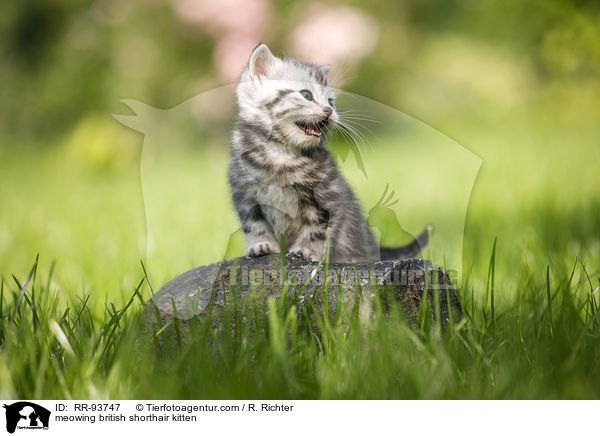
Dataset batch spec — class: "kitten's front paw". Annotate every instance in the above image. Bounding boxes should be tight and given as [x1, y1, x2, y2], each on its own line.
[247, 241, 279, 257]
[289, 246, 321, 262]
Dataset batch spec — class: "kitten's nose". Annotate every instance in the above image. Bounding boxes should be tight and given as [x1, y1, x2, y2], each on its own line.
[323, 106, 333, 119]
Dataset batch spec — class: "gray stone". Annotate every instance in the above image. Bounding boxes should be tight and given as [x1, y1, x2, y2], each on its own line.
[145, 253, 461, 333]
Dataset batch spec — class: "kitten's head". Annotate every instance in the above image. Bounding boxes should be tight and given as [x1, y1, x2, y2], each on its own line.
[236, 43, 337, 149]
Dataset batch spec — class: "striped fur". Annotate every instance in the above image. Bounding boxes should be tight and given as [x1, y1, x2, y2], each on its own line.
[229, 44, 412, 262]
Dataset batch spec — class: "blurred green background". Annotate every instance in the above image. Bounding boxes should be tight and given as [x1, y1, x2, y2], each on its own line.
[1, 0, 599, 308]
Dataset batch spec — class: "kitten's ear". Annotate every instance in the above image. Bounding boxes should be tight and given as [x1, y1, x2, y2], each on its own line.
[319, 64, 331, 76]
[248, 44, 278, 79]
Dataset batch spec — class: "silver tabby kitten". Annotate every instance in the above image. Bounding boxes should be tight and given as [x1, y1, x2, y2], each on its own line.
[229, 44, 428, 263]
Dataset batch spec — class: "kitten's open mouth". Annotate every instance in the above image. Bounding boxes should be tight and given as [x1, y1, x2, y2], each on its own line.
[295, 120, 327, 138]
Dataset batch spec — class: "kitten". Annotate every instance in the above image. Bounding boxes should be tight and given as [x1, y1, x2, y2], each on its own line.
[229, 43, 429, 263]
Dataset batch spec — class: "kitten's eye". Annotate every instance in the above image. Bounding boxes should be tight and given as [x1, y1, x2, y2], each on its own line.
[299, 90, 313, 101]
[328, 98, 335, 107]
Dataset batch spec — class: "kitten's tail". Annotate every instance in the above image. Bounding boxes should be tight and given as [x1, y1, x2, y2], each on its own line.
[378, 224, 433, 260]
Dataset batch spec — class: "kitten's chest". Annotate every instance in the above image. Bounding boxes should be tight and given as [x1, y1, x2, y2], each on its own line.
[236, 140, 325, 231]
[253, 143, 320, 190]
[254, 182, 299, 219]
[252, 165, 318, 238]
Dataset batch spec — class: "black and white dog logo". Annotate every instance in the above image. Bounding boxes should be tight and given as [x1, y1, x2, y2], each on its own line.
[3, 402, 50, 433]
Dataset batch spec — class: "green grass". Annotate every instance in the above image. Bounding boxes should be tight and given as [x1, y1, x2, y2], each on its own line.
[1, 244, 599, 399]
